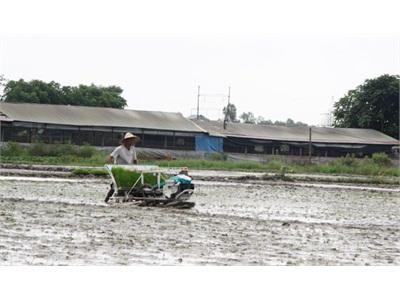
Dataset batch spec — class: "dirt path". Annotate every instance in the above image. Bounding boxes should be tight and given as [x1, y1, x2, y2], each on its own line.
[0, 176, 399, 265]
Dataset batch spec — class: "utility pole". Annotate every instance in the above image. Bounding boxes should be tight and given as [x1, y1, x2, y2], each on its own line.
[308, 126, 312, 163]
[227, 86, 231, 105]
[196, 85, 200, 120]
[194, 86, 230, 121]
[223, 86, 231, 129]
[328, 96, 334, 127]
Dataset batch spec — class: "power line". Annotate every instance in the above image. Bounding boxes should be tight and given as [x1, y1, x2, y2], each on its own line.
[194, 86, 231, 120]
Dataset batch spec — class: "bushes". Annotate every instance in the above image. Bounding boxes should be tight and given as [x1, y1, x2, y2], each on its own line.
[29, 143, 50, 156]
[154, 155, 398, 177]
[57, 144, 78, 156]
[0, 142, 102, 165]
[371, 152, 391, 166]
[78, 144, 96, 158]
[0, 141, 398, 177]
[28, 143, 95, 157]
[206, 152, 228, 161]
[1, 142, 25, 156]
[317, 153, 397, 176]
[265, 159, 286, 171]
[336, 154, 359, 167]
[29, 142, 78, 156]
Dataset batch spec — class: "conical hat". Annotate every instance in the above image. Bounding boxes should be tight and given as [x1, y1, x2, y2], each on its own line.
[122, 132, 139, 141]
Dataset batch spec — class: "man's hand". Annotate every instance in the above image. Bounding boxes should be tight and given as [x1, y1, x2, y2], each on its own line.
[108, 156, 114, 164]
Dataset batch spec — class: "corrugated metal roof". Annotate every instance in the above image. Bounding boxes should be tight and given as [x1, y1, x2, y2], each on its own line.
[193, 120, 399, 145]
[0, 102, 205, 133]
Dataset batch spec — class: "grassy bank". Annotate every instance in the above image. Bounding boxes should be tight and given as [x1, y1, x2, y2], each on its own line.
[146, 153, 400, 177]
[0, 142, 108, 166]
[1, 142, 399, 177]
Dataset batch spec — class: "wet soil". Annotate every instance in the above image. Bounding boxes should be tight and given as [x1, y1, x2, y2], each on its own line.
[0, 176, 399, 265]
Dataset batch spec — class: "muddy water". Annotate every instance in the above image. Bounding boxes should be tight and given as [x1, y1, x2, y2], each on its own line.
[0, 176, 399, 265]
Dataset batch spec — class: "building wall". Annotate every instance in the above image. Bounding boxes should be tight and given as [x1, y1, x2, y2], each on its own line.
[223, 137, 308, 156]
[195, 134, 223, 152]
[222, 136, 394, 157]
[1, 122, 395, 157]
[0, 122, 196, 151]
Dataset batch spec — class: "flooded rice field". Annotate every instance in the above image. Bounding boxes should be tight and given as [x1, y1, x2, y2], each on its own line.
[0, 175, 399, 265]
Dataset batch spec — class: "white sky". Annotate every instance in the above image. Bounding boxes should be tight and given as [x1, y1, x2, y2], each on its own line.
[1, 37, 399, 125]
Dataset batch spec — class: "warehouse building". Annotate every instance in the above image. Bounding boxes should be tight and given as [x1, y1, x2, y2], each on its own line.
[0, 102, 205, 151]
[193, 120, 399, 157]
[1, 102, 398, 157]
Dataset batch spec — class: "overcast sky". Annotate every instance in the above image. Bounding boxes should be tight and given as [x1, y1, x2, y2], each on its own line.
[1, 37, 398, 125]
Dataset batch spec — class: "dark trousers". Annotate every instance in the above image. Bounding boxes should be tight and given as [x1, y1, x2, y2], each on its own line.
[104, 183, 114, 203]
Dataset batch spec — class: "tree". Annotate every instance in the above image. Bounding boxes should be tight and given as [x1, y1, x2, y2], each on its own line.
[295, 121, 308, 127]
[254, 114, 308, 126]
[0, 74, 6, 88]
[0, 74, 6, 97]
[333, 74, 399, 138]
[286, 118, 295, 127]
[259, 119, 273, 125]
[240, 112, 256, 124]
[256, 116, 273, 125]
[223, 103, 237, 122]
[1, 79, 127, 109]
[274, 120, 286, 126]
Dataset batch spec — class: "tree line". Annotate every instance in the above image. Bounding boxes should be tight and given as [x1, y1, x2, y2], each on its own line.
[222, 105, 308, 127]
[0, 78, 126, 109]
[333, 74, 399, 139]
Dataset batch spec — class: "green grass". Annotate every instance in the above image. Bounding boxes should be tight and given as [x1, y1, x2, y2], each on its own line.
[147, 157, 399, 177]
[0, 142, 108, 166]
[1, 142, 398, 177]
[72, 168, 108, 176]
[297, 156, 400, 177]
[0, 154, 108, 166]
[150, 158, 283, 172]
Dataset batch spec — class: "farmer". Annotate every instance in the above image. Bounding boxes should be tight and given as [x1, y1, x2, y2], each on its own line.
[108, 132, 140, 165]
[105, 132, 140, 202]
[178, 166, 192, 178]
[169, 167, 192, 184]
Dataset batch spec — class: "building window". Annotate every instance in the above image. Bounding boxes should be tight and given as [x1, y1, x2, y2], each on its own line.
[48, 129, 63, 144]
[63, 130, 73, 144]
[12, 127, 30, 143]
[103, 132, 114, 146]
[143, 134, 164, 148]
[80, 131, 94, 145]
[1, 125, 13, 142]
[279, 144, 290, 154]
[254, 145, 264, 153]
[94, 132, 104, 146]
[36, 128, 49, 143]
[176, 138, 185, 146]
[113, 132, 124, 145]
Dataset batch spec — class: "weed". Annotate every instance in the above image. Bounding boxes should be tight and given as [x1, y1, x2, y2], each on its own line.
[1, 142, 25, 157]
[371, 152, 391, 166]
[78, 144, 96, 158]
